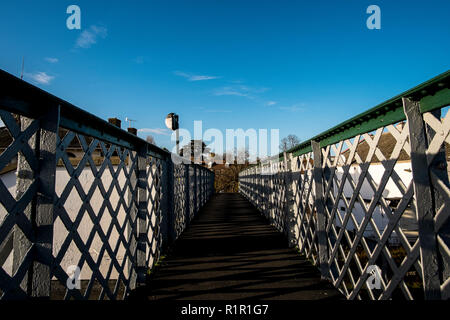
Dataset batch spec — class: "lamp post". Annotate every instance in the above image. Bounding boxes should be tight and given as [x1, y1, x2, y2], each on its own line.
[165, 113, 179, 155]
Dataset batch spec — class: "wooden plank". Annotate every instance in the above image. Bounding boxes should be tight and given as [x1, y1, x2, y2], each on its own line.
[129, 193, 343, 301]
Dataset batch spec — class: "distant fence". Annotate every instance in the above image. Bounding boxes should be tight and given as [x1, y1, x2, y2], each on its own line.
[0, 70, 214, 300]
[239, 71, 450, 300]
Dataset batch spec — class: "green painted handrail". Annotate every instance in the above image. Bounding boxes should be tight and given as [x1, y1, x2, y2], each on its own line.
[282, 70, 450, 158]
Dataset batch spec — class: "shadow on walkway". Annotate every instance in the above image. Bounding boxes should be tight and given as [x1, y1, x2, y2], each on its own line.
[129, 193, 343, 300]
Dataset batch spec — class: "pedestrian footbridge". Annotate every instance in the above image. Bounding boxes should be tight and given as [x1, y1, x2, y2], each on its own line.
[0, 69, 449, 300]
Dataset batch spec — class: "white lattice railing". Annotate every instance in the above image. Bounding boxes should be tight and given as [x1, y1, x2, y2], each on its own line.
[0, 69, 214, 300]
[240, 70, 450, 300]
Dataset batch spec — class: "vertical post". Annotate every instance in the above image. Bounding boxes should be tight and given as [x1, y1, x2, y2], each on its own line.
[33, 105, 59, 298]
[265, 168, 269, 218]
[269, 162, 274, 225]
[425, 109, 450, 286]
[203, 170, 206, 204]
[201, 169, 204, 206]
[176, 129, 179, 155]
[311, 140, 329, 279]
[259, 166, 262, 208]
[127, 149, 138, 290]
[162, 157, 175, 248]
[255, 166, 259, 208]
[211, 171, 215, 198]
[32, 105, 60, 298]
[199, 169, 202, 207]
[263, 168, 269, 217]
[184, 164, 190, 224]
[193, 165, 197, 214]
[200, 168, 205, 207]
[403, 97, 442, 299]
[202, 169, 205, 206]
[252, 167, 255, 204]
[283, 152, 296, 248]
[206, 170, 211, 200]
[13, 116, 37, 296]
[135, 144, 148, 286]
[13, 105, 60, 298]
[211, 171, 214, 198]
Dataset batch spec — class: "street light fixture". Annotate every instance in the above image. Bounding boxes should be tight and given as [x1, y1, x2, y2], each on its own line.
[165, 113, 179, 155]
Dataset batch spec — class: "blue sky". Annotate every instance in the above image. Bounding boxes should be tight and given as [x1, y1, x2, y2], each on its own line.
[0, 0, 449, 151]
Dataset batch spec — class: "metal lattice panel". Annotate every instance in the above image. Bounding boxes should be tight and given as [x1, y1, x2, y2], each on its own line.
[0, 70, 217, 300]
[51, 131, 139, 300]
[291, 152, 319, 266]
[173, 163, 187, 239]
[0, 117, 215, 300]
[0, 113, 40, 299]
[145, 157, 163, 269]
[321, 123, 422, 300]
[239, 101, 450, 300]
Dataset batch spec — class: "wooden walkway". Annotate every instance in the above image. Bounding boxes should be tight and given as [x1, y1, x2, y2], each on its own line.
[130, 193, 342, 300]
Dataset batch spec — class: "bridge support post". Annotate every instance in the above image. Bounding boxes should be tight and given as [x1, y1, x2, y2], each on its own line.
[127, 149, 138, 291]
[202, 169, 204, 206]
[311, 140, 329, 280]
[209, 171, 214, 199]
[162, 157, 175, 249]
[12, 105, 60, 298]
[193, 165, 197, 215]
[403, 97, 443, 300]
[184, 164, 190, 225]
[283, 152, 296, 248]
[135, 144, 148, 287]
[268, 162, 275, 225]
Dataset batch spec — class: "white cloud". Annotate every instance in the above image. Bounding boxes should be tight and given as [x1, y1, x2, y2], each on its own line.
[213, 85, 269, 99]
[76, 25, 107, 48]
[24, 72, 55, 85]
[138, 128, 171, 135]
[279, 103, 306, 112]
[213, 86, 249, 97]
[174, 71, 220, 81]
[45, 57, 58, 63]
[265, 101, 277, 106]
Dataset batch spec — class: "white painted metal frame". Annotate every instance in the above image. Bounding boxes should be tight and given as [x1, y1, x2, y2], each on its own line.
[239, 100, 450, 300]
[0, 107, 214, 300]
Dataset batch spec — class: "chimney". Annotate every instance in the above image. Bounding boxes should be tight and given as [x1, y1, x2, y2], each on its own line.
[108, 117, 121, 128]
[127, 127, 137, 135]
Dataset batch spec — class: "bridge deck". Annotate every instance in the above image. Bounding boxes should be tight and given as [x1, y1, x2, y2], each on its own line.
[131, 193, 342, 300]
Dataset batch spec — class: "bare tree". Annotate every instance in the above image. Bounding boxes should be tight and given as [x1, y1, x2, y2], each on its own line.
[180, 140, 211, 162]
[280, 134, 300, 152]
[213, 155, 250, 193]
[146, 135, 155, 145]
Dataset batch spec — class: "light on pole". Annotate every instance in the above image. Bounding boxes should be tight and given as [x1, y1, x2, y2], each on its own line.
[165, 113, 179, 155]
